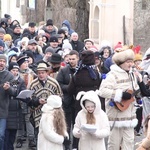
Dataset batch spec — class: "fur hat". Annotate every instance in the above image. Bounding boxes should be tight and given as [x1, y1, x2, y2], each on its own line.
[42, 95, 62, 112]
[81, 50, 95, 65]
[112, 49, 135, 65]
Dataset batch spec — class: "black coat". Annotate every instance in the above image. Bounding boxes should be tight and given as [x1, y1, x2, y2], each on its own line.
[70, 40, 84, 53]
[68, 67, 101, 114]
[56, 64, 76, 112]
[6, 76, 26, 129]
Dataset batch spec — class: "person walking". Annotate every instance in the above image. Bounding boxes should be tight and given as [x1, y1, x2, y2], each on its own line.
[98, 49, 139, 150]
[37, 95, 70, 150]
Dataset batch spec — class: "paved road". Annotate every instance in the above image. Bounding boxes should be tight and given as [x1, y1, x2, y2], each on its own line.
[14, 133, 144, 150]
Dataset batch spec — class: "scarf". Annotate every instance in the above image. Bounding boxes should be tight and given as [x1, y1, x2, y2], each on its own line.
[75, 62, 97, 80]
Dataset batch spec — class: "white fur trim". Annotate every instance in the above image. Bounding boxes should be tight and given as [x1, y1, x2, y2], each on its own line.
[76, 91, 86, 100]
[109, 118, 138, 128]
[114, 89, 123, 103]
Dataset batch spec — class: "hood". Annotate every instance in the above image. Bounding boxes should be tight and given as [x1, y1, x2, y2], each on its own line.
[62, 20, 71, 30]
[76, 90, 101, 114]
[110, 64, 128, 73]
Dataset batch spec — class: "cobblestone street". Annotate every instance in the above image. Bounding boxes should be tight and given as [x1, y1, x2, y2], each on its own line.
[14, 133, 144, 150]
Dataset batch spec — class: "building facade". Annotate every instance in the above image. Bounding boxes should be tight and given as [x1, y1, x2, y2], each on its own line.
[89, 0, 134, 48]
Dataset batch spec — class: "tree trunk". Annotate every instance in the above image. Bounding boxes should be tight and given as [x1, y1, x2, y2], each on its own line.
[75, 0, 89, 41]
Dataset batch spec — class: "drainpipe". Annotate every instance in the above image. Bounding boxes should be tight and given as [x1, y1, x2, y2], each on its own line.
[123, 15, 126, 45]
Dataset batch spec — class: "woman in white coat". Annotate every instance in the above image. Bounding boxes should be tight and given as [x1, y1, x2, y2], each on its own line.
[37, 95, 69, 150]
[73, 90, 110, 150]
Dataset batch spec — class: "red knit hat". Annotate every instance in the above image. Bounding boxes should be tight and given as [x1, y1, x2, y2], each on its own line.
[114, 42, 123, 51]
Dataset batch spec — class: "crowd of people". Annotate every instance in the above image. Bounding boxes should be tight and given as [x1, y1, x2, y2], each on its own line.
[0, 13, 150, 150]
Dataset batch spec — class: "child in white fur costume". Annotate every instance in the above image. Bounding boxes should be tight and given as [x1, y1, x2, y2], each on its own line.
[73, 90, 110, 150]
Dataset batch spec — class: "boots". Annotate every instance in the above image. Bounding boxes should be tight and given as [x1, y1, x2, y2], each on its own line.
[28, 138, 36, 148]
[16, 139, 23, 148]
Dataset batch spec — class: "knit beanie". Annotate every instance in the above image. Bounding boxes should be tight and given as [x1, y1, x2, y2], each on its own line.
[81, 50, 95, 65]
[0, 54, 7, 62]
[17, 54, 29, 66]
[3, 34, 12, 41]
[45, 47, 54, 54]
[8, 62, 19, 71]
[42, 95, 62, 112]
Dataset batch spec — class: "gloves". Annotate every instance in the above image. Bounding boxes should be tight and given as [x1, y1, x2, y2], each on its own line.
[63, 137, 71, 147]
[122, 92, 132, 100]
[18, 97, 31, 103]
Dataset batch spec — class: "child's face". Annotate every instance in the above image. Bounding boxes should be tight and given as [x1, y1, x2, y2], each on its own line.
[85, 100, 95, 113]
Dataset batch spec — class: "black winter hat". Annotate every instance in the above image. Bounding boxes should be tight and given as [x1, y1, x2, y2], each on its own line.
[29, 22, 36, 27]
[8, 62, 19, 71]
[81, 50, 95, 65]
[17, 54, 29, 66]
[4, 14, 11, 19]
[12, 24, 21, 30]
[46, 19, 53, 26]
[58, 29, 65, 35]
[23, 50, 34, 63]
[49, 36, 58, 42]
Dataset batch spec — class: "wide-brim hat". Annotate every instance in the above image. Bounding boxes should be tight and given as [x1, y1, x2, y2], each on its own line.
[36, 62, 48, 71]
[112, 49, 135, 65]
[48, 53, 63, 64]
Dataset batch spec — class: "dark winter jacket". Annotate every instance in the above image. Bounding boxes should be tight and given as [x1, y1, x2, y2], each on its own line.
[56, 64, 76, 112]
[0, 70, 16, 119]
[6, 76, 26, 129]
[67, 67, 101, 114]
[22, 28, 38, 39]
[70, 40, 84, 53]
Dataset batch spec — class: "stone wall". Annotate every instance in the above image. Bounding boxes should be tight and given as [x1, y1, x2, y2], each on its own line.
[134, 0, 150, 53]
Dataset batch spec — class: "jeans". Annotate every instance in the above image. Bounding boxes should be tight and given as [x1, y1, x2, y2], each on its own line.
[4, 129, 17, 150]
[0, 119, 6, 150]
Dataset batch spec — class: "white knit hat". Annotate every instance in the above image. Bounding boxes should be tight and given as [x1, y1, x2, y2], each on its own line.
[42, 95, 62, 112]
